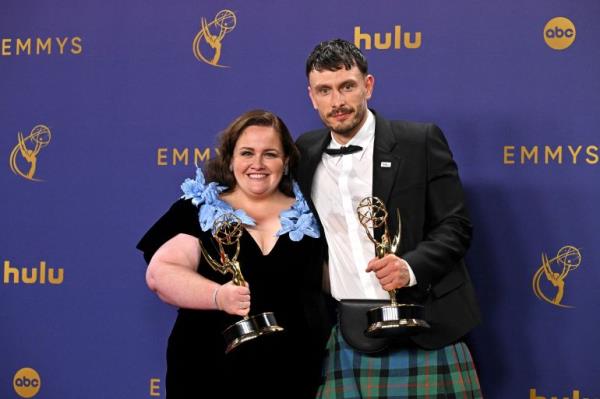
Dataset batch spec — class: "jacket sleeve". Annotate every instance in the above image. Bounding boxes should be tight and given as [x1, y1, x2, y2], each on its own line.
[401, 124, 472, 289]
[136, 199, 201, 264]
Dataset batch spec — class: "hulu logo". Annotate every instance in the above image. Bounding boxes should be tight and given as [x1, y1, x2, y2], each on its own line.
[3, 260, 64, 285]
[354, 25, 422, 50]
[530, 388, 596, 399]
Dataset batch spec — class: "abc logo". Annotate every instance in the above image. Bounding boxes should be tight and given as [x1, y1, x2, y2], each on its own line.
[13, 368, 41, 398]
[544, 17, 576, 50]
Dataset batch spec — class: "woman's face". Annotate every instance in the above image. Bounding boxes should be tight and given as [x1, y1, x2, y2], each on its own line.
[230, 125, 287, 199]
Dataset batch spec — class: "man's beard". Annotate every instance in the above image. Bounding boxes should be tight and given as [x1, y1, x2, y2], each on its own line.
[325, 106, 366, 137]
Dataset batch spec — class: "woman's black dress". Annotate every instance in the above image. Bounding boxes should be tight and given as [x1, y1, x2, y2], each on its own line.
[137, 199, 327, 398]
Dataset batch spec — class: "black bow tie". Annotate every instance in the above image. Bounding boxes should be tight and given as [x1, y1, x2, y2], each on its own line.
[323, 145, 363, 156]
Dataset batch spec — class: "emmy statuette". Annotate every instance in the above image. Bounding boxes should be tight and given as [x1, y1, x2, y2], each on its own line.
[356, 197, 430, 338]
[201, 213, 284, 353]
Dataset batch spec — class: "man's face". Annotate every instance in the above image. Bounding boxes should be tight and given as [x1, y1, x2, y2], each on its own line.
[308, 65, 374, 143]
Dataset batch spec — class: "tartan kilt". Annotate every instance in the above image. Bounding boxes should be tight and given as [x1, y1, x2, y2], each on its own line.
[317, 326, 482, 399]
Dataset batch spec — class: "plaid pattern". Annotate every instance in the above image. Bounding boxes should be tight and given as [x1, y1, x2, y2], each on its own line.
[317, 326, 482, 399]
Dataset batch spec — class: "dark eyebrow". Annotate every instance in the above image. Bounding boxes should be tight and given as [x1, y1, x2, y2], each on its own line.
[263, 148, 282, 154]
[239, 147, 281, 153]
[339, 79, 357, 87]
[314, 79, 356, 90]
[313, 83, 331, 90]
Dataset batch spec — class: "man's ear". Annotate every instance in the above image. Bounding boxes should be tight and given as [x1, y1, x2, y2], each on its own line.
[308, 86, 318, 110]
[365, 74, 375, 100]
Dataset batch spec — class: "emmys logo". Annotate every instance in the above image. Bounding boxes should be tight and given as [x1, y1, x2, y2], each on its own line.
[532, 245, 581, 308]
[503, 145, 599, 165]
[544, 17, 576, 50]
[193, 9, 237, 67]
[157, 147, 219, 166]
[9, 125, 52, 181]
[354, 25, 422, 50]
[149, 378, 161, 396]
[1, 37, 83, 56]
[13, 367, 41, 398]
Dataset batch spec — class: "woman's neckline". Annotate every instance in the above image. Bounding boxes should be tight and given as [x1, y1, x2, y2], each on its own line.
[219, 191, 296, 256]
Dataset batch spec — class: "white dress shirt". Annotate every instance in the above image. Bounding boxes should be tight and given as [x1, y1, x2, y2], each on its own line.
[312, 111, 415, 300]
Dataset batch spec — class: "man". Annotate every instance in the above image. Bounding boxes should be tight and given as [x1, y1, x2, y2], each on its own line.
[296, 39, 482, 398]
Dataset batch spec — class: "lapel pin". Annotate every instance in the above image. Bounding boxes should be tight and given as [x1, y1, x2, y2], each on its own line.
[380, 161, 392, 168]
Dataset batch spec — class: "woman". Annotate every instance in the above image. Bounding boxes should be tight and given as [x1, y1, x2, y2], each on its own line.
[137, 110, 327, 398]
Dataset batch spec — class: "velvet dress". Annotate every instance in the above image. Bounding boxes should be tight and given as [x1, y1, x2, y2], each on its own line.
[137, 172, 327, 398]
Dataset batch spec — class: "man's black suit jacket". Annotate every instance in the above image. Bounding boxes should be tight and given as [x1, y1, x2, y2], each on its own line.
[295, 111, 481, 349]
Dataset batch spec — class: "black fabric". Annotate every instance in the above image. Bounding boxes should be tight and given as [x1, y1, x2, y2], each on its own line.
[322, 144, 362, 156]
[137, 200, 200, 263]
[137, 199, 327, 398]
[338, 300, 390, 353]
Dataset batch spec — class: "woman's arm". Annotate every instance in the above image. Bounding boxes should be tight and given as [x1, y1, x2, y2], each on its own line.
[146, 233, 250, 316]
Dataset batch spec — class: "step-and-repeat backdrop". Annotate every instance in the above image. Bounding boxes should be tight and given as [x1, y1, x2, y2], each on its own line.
[2, 1, 599, 398]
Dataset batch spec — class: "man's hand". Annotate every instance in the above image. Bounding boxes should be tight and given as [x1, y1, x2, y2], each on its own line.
[366, 254, 410, 291]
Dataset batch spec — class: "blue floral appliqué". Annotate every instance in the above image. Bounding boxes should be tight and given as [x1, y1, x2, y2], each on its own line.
[180, 168, 255, 233]
[276, 182, 320, 241]
[181, 168, 319, 241]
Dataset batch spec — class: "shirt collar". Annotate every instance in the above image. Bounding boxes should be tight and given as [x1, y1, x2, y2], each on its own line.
[327, 110, 375, 161]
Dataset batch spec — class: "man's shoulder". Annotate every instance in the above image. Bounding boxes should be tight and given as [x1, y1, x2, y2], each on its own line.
[382, 117, 438, 134]
[296, 127, 328, 149]
[372, 110, 436, 136]
[380, 117, 444, 143]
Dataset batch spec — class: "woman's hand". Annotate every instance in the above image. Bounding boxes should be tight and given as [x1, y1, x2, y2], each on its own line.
[215, 281, 251, 316]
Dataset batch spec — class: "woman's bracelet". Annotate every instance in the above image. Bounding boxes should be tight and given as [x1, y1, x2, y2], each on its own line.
[212, 285, 221, 310]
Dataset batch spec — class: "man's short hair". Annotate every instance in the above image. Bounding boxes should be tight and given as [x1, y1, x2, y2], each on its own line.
[305, 38, 368, 78]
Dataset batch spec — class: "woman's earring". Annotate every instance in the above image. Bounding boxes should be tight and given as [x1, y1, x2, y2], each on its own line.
[284, 164, 289, 175]
[229, 164, 233, 172]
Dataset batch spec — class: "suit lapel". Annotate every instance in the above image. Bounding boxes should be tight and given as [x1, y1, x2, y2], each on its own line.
[372, 113, 403, 207]
[372, 112, 404, 242]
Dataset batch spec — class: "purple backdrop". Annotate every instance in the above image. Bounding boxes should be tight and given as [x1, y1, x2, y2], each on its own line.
[2, 1, 599, 398]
